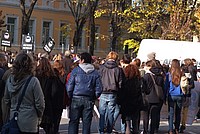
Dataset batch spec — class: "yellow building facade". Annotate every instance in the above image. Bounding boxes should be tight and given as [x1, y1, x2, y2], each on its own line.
[0, 0, 111, 57]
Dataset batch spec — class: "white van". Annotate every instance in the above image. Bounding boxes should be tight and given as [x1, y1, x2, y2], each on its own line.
[136, 39, 200, 65]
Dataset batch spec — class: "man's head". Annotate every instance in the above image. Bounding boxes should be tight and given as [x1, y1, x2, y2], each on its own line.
[147, 52, 156, 60]
[106, 51, 118, 61]
[80, 52, 92, 64]
[65, 50, 71, 57]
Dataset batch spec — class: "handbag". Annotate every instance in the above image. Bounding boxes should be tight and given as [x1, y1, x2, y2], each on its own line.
[150, 74, 164, 100]
[1, 76, 32, 134]
[180, 76, 189, 94]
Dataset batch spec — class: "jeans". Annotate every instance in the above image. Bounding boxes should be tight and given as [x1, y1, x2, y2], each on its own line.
[168, 95, 183, 132]
[114, 104, 125, 133]
[68, 97, 94, 134]
[99, 93, 117, 133]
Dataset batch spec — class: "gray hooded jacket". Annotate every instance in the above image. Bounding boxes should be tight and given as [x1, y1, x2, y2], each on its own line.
[4, 75, 45, 133]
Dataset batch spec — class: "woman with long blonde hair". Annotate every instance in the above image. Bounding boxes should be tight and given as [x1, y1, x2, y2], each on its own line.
[165, 59, 183, 134]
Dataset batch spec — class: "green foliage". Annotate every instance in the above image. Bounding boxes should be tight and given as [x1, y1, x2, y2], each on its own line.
[0, 10, 5, 31]
[122, 0, 199, 41]
[94, 9, 107, 18]
[60, 24, 72, 37]
[122, 0, 168, 39]
[123, 39, 139, 51]
[194, 8, 200, 35]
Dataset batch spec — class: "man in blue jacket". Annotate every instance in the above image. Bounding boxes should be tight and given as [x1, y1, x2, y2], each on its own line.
[66, 52, 102, 134]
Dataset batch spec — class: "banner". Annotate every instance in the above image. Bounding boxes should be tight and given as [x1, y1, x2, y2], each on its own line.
[1, 31, 11, 47]
[43, 37, 55, 54]
[22, 34, 34, 51]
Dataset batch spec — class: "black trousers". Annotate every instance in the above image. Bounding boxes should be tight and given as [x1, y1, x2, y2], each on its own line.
[141, 103, 160, 134]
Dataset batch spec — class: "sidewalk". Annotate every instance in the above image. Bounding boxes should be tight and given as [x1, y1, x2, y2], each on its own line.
[39, 104, 200, 134]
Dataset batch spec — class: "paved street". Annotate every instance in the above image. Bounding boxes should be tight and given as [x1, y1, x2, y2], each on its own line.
[39, 105, 200, 134]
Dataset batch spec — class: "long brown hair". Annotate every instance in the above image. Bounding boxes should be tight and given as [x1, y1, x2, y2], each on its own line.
[12, 52, 34, 82]
[124, 64, 140, 79]
[53, 60, 65, 76]
[169, 59, 182, 86]
[36, 57, 55, 77]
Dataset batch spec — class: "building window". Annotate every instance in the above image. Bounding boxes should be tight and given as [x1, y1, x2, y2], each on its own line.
[59, 23, 70, 49]
[42, 0, 53, 8]
[29, 19, 36, 41]
[94, 26, 100, 50]
[7, 17, 18, 44]
[29, 20, 35, 36]
[42, 21, 52, 45]
[60, 2, 70, 11]
[5, 0, 19, 4]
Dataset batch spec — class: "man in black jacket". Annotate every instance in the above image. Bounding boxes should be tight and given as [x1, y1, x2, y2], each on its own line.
[98, 51, 123, 134]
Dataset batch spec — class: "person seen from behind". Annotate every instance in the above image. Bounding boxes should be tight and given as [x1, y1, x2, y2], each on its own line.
[0, 52, 9, 129]
[179, 58, 195, 133]
[66, 52, 102, 134]
[142, 59, 165, 134]
[35, 57, 61, 134]
[98, 51, 123, 134]
[147, 52, 165, 132]
[119, 63, 143, 134]
[165, 59, 184, 134]
[63, 50, 73, 75]
[4, 52, 45, 134]
[52, 60, 70, 133]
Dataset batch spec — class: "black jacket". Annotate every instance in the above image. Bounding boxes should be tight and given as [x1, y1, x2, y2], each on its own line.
[143, 67, 165, 103]
[99, 60, 123, 93]
[119, 77, 143, 116]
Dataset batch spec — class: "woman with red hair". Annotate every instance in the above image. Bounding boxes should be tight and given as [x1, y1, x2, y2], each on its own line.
[119, 64, 143, 134]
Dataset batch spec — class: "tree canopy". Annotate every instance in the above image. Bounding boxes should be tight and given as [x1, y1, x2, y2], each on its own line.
[0, 10, 5, 31]
[123, 0, 199, 41]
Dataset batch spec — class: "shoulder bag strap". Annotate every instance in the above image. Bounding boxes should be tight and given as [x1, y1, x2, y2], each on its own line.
[149, 73, 158, 90]
[16, 76, 32, 111]
[150, 73, 156, 85]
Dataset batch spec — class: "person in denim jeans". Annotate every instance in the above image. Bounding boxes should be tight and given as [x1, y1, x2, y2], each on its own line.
[165, 59, 184, 134]
[98, 51, 123, 134]
[66, 52, 102, 134]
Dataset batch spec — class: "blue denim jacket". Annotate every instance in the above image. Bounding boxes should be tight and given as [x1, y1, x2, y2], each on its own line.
[66, 64, 102, 100]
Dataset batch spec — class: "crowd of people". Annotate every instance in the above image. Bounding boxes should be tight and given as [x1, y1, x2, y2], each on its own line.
[0, 49, 199, 134]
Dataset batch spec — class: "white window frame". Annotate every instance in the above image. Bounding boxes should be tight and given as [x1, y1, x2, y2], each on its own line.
[29, 19, 36, 37]
[41, 20, 53, 46]
[59, 22, 70, 49]
[59, 1, 70, 11]
[5, 0, 19, 4]
[42, 0, 53, 8]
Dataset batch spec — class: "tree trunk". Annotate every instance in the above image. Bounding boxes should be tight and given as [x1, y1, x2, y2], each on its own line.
[73, 20, 85, 53]
[88, 0, 99, 56]
[21, 16, 29, 35]
[89, 13, 95, 55]
[20, 0, 37, 49]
